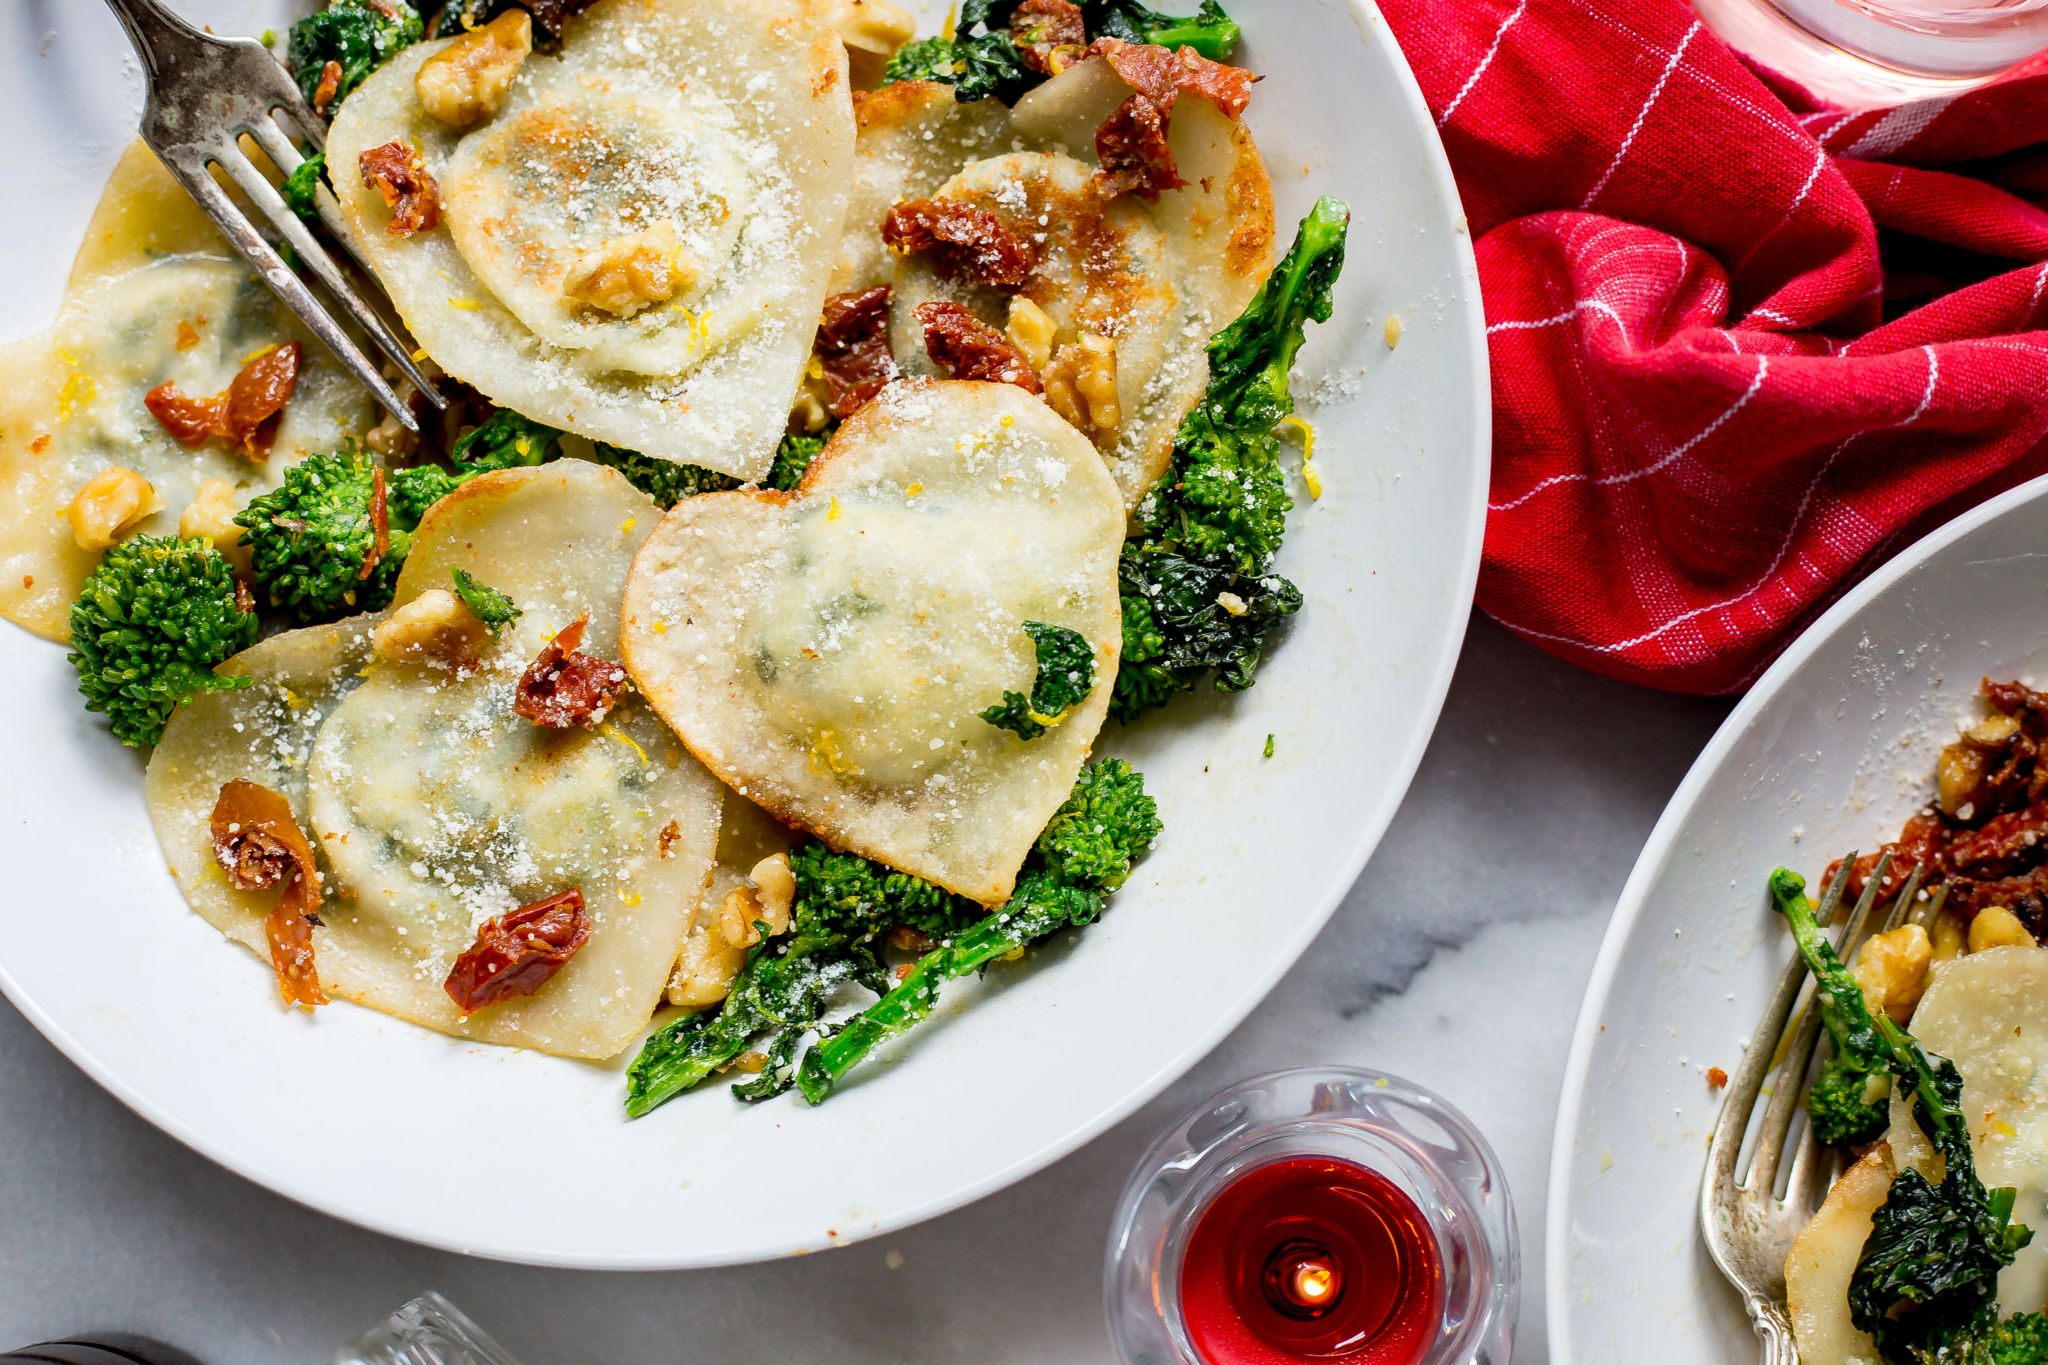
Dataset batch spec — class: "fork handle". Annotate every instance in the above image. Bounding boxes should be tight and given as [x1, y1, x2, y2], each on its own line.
[1747, 1296, 1798, 1364]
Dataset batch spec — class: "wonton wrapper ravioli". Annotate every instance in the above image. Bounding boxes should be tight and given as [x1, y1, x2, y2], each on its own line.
[844, 68, 1273, 506]
[0, 143, 374, 639]
[328, 0, 854, 482]
[302, 461, 721, 1057]
[622, 380, 1124, 904]
[147, 615, 384, 961]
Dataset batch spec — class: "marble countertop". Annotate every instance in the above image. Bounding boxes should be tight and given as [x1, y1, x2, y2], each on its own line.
[0, 615, 1732, 1364]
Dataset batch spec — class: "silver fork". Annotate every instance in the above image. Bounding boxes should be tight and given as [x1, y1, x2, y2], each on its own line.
[101, 0, 442, 430]
[1701, 852, 1917, 1362]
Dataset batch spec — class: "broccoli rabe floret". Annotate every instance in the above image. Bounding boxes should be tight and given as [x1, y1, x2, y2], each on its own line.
[1957, 1311, 2048, 1365]
[280, 153, 326, 231]
[1112, 197, 1346, 721]
[450, 568, 520, 635]
[68, 536, 260, 747]
[1082, 0, 1241, 58]
[981, 620, 1095, 740]
[285, 0, 422, 111]
[236, 448, 409, 621]
[388, 409, 562, 528]
[1768, 870, 1893, 1147]
[590, 431, 828, 508]
[448, 408, 561, 474]
[1775, 868, 2037, 1363]
[796, 758, 1159, 1101]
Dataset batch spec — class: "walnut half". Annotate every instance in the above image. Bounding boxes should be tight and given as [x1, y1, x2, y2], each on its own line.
[416, 10, 533, 130]
[562, 221, 695, 319]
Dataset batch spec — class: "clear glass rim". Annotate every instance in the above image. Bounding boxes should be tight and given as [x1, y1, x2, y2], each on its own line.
[1102, 1066, 1520, 1365]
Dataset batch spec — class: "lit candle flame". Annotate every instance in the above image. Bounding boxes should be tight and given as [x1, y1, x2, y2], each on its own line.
[1292, 1260, 1337, 1305]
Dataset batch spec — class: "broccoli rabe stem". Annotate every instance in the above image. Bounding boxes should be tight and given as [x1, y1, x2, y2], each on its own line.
[1768, 869, 1892, 1146]
[1115, 197, 1348, 720]
[795, 874, 1102, 1103]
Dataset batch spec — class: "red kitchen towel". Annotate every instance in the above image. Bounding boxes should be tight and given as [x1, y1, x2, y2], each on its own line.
[1375, 0, 2048, 692]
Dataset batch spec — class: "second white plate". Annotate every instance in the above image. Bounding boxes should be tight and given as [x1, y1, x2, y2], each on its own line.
[1547, 472, 2048, 1360]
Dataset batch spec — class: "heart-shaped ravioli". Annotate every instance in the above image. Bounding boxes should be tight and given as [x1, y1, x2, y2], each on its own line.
[150, 460, 723, 1059]
[621, 379, 1125, 904]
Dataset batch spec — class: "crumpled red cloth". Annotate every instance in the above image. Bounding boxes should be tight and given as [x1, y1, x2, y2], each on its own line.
[1376, 0, 2048, 692]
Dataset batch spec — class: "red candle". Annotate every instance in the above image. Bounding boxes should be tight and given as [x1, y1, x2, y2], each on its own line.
[1178, 1157, 1444, 1365]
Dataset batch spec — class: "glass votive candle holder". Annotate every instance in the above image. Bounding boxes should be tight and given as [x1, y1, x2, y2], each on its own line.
[1104, 1066, 1518, 1365]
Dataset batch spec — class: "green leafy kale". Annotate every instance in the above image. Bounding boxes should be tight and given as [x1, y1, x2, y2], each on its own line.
[285, 0, 423, 111]
[68, 536, 260, 747]
[1114, 197, 1347, 721]
[451, 568, 520, 635]
[624, 843, 983, 1115]
[280, 153, 327, 230]
[981, 620, 1095, 740]
[237, 448, 409, 621]
[590, 431, 827, 509]
[1777, 867, 2037, 1363]
[1768, 869, 1893, 1148]
[1080, 0, 1240, 57]
[796, 758, 1159, 1102]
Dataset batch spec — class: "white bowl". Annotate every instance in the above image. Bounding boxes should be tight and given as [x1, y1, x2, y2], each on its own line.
[0, 0, 1487, 1266]
[1547, 472, 2048, 1360]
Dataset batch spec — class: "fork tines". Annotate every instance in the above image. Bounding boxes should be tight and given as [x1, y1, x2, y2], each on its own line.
[106, 0, 442, 430]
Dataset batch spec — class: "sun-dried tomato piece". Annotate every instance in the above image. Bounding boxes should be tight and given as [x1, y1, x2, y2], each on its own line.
[1090, 38, 1258, 117]
[443, 888, 591, 1013]
[361, 466, 390, 582]
[219, 342, 301, 458]
[143, 342, 303, 460]
[1096, 95, 1185, 202]
[1087, 39, 1258, 201]
[359, 140, 441, 238]
[815, 286, 896, 417]
[1947, 804, 2048, 880]
[883, 199, 1037, 289]
[514, 615, 629, 728]
[211, 779, 327, 1009]
[143, 386, 227, 448]
[313, 59, 343, 113]
[1012, 0, 1087, 75]
[914, 301, 1042, 392]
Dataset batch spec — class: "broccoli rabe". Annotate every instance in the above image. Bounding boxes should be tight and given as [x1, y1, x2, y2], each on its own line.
[285, 0, 422, 111]
[981, 620, 1095, 740]
[1944, 1310, 2048, 1365]
[280, 153, 326, 231]
[237, 448, 409, 621]
[624, 842, 983, 1115]
[388, 409, 561, 527]
[590, 431, 827, 509]
[797, 758, 1159, 1102]
[626, 759, 1158, 1113]
[1768, 869, 1892, 1147]
[450, 568, 520, 635]
[68, 536, 260, 748]
[1081, 0, 1240, 58]
[1114, 197, 1348, 721]
[886, 0, 1242, 102]
[880, 1, 1042, 105]
[1776, 868, 2037, 1364]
